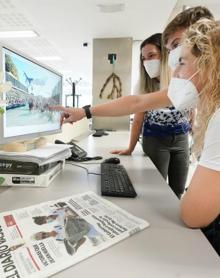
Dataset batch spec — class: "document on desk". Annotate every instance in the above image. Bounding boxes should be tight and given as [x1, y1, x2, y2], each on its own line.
[0, 191, 149, 278]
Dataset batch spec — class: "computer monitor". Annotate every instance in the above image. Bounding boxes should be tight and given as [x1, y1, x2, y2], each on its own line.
[0, 45, 62, 144]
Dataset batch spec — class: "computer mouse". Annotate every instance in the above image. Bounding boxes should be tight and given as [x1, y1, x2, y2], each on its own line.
[103, 157, 120, 164]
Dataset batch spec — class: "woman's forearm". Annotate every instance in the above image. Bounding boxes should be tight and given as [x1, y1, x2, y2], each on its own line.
[51, 89, 171, 124]
[90, 89, 170, 117]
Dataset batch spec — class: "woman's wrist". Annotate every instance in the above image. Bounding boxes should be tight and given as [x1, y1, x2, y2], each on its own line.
[82, 105, 92, 119]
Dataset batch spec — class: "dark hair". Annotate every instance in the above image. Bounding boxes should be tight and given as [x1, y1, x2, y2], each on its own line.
[33, 216, 46, 225]
[163, 6, 214, 45]
[141, 33, 162, 52]
[138, 33, 163, 93]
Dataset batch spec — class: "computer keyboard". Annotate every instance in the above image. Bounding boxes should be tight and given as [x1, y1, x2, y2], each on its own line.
[101, 163, 137, 198]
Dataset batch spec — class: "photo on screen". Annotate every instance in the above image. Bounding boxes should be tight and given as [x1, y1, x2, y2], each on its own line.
[2, 47, 62, 139]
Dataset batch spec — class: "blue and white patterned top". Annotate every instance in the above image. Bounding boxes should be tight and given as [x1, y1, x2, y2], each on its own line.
[143, 107, 190, 137]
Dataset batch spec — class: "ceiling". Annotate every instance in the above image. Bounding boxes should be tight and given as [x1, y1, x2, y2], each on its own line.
[0, 0, 219, 88]
[0, 0, 177, 87]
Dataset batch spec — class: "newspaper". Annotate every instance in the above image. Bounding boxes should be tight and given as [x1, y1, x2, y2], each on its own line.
[0, 191, 149, 278]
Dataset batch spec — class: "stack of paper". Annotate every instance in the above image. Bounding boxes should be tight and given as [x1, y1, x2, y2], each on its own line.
[0, 144, 72, 187]
[0, 143, 72, 165]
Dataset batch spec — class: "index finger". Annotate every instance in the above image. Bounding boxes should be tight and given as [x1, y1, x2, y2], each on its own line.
[60, 112, 69, 125]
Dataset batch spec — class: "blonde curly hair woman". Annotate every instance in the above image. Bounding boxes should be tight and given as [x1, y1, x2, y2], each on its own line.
[172, 19, 220, 255]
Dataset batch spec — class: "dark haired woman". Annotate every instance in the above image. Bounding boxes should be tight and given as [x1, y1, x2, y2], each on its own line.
[111, 33, 190, 199]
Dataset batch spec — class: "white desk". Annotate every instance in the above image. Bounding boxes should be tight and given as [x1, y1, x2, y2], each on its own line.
[0, 131, 219, 277]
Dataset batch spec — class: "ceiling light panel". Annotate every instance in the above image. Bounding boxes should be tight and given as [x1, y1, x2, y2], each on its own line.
[0, 0, 66, 72]
[0, 30, 37, 38]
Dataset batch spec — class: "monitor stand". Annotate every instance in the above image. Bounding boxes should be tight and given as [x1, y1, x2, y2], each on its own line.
[2, 137, 47, 152]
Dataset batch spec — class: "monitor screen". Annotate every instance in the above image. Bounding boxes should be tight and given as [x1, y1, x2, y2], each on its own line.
[0, 46, 62, 144]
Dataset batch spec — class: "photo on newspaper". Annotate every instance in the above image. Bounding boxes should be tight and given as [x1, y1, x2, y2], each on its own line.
[0, 191, 149, 278]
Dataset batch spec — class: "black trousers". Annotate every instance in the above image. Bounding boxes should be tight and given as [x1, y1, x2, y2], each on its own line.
[142, 133, 189, 199]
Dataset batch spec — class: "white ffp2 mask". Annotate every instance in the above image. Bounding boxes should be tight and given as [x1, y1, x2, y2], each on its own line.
[167, 72, 200, 110]
[143, 59, 160, 79]
[168, 45, 182, 70]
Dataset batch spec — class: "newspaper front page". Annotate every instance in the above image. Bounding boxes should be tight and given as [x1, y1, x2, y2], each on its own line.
[0, 191, 149, 278]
